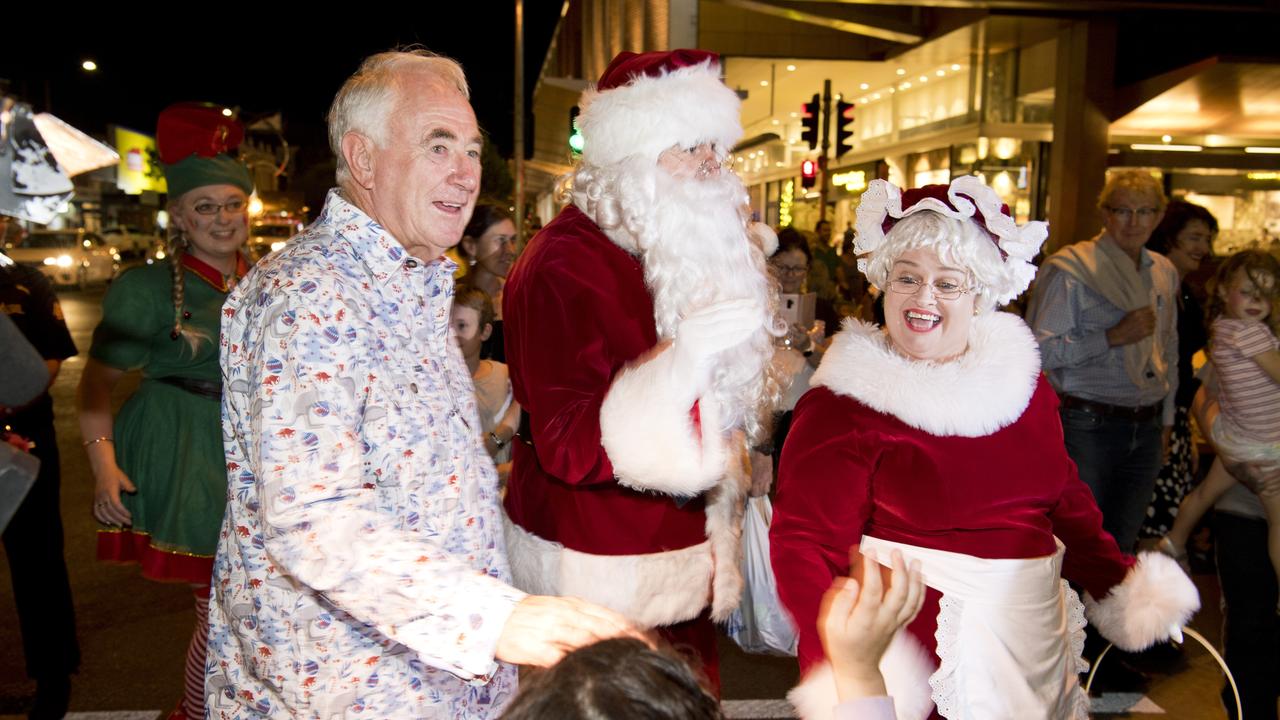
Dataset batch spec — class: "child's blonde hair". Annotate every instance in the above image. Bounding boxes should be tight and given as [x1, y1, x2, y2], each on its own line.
[1206, 249, 1280, 336]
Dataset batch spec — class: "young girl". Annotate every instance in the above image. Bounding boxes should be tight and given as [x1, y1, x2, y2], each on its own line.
[1160, 250, 1280, 599]
[451, 284, 520, 482]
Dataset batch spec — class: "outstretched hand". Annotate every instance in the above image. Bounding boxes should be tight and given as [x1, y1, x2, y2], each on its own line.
[819, 548, 925, 702]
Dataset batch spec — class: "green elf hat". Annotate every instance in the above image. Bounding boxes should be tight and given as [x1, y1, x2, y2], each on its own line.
[157, 102, 253, 198]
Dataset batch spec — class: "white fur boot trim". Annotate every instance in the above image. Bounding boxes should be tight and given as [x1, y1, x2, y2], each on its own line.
[600, 344, 727, 496]
[1084, 552, 1200, 652]
[502, 511, 712, 628]
[787, 631, 936, 720]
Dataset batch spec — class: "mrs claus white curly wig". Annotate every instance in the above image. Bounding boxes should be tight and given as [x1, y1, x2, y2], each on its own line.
[856, 175, 1048, 310]
[863, 212, 1010, 313]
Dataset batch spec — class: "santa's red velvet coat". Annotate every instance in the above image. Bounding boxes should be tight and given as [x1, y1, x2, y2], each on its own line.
[502, 205, 747, 636]
[772, 314, 1199, 720]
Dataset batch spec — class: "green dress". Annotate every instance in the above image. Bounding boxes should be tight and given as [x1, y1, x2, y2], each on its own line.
[92, 257, 235, 583]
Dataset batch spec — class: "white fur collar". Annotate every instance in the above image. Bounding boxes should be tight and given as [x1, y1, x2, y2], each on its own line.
[810, 312, 1041, 437]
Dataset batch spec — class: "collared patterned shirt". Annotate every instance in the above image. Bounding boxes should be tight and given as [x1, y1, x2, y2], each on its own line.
[207, 189, 524, 719]
[1030, 235, 1180, 425]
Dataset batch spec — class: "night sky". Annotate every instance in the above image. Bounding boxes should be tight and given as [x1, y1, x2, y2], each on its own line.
[1, 6, 564, 166]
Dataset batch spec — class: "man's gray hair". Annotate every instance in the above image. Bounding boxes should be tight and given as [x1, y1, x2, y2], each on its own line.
[1097, 169, 1167, 212]
[328, 49, 470, 187]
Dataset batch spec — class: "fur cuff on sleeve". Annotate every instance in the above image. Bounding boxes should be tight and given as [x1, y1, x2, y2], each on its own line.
[600, 345, 726, 496]
[787, 632, 936, 720]
[1084, 552, 1200, 652]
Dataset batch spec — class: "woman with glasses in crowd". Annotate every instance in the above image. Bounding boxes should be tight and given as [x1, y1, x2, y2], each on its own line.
[771, 176, 1198, 720]
[77, 103, 253, 720]
[457, 202, 518, 361]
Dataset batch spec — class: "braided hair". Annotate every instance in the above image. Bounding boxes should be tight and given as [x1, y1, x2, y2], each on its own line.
[166, 221, 211, 354]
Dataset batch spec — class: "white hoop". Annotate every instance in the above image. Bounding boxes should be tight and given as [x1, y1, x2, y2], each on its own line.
[1083, 627, 1243, 719]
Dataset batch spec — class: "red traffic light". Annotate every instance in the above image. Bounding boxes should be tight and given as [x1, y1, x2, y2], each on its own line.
[801, 159, 817, 189]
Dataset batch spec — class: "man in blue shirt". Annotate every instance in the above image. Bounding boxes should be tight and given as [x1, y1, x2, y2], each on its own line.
[1028, 170, 1179, 554]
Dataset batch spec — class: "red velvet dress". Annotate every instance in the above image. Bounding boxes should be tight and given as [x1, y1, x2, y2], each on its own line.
[771, 314, 1182, 719]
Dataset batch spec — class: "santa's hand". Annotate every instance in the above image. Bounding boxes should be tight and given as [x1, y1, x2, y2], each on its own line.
[495, 595, 649, 668]
[672, 299, 763, 392]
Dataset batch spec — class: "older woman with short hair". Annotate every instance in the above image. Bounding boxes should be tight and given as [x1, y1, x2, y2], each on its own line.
[771, 176, 1199, 720]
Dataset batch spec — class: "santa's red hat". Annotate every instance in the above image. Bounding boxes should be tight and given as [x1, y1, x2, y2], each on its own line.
[576, 49, 742, 168]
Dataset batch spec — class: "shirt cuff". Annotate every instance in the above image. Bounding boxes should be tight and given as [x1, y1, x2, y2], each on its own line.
[395, 575, 527, 682]
[834, 696, 896, 720]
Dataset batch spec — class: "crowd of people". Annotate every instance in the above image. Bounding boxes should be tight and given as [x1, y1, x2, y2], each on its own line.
[1, 44, 1278, 720]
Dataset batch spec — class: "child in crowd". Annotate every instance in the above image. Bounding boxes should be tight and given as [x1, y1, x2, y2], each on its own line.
[1160, 250, 1280, 604]
[452, 284, 520, 482]
[499, 549, 923, 720]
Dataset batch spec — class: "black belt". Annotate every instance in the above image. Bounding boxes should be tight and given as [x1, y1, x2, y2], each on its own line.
[154, 376, 223, 401]
[1059, 394, 1160, 422]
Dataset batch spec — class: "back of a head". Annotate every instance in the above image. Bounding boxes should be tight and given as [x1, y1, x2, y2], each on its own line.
[500, 639, 723, 720]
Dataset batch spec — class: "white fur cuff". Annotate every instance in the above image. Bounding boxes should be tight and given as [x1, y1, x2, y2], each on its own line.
[600, 346, 727, 496]
[787, 632, 936, 720]
[502, 512, 712, 627]
[1084, 552, 1200, 652]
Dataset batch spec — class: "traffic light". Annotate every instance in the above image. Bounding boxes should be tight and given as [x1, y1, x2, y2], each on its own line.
[835, 99, 855, 156]
[800, 94, 820, 150]
[801, 159, 817, 189]
[569, 106, 584, 155]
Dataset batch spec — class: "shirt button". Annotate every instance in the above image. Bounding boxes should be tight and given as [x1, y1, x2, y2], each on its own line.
[405, 259, 419, 269]
[410, 383, 419, 393]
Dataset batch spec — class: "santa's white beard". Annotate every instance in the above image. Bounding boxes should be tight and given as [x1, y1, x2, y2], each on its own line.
[586, 165, 781, 439]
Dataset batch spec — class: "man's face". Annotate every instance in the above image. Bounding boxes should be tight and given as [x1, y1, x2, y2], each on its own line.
[657, 143, 720, 181]
[1102, 187, 1163, 256]
[364, 74, 482, 261]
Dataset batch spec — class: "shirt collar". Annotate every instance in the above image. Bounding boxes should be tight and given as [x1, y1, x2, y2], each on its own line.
[322, 188, 457, 286]
[181, 252, 250, 292]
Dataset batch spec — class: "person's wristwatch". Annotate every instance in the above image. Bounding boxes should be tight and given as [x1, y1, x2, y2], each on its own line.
[489, 431, 508, 449]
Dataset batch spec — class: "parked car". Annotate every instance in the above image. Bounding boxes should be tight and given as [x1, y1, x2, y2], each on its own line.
[2, 229, 119, 288]
[101, 225, 162, 261]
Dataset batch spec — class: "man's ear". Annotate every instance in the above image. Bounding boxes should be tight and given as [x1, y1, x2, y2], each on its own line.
[480, 322, 493, 342]
[342, 132, 376, 188]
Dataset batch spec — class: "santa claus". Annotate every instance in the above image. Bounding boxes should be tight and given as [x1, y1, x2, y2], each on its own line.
[502, 49, 781, 687]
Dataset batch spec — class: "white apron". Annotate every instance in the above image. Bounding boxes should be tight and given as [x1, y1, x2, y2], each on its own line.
[861, 536, 1090, 720]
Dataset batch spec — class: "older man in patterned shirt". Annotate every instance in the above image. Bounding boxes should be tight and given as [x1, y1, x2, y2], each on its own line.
[207, 51, 638, 720]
